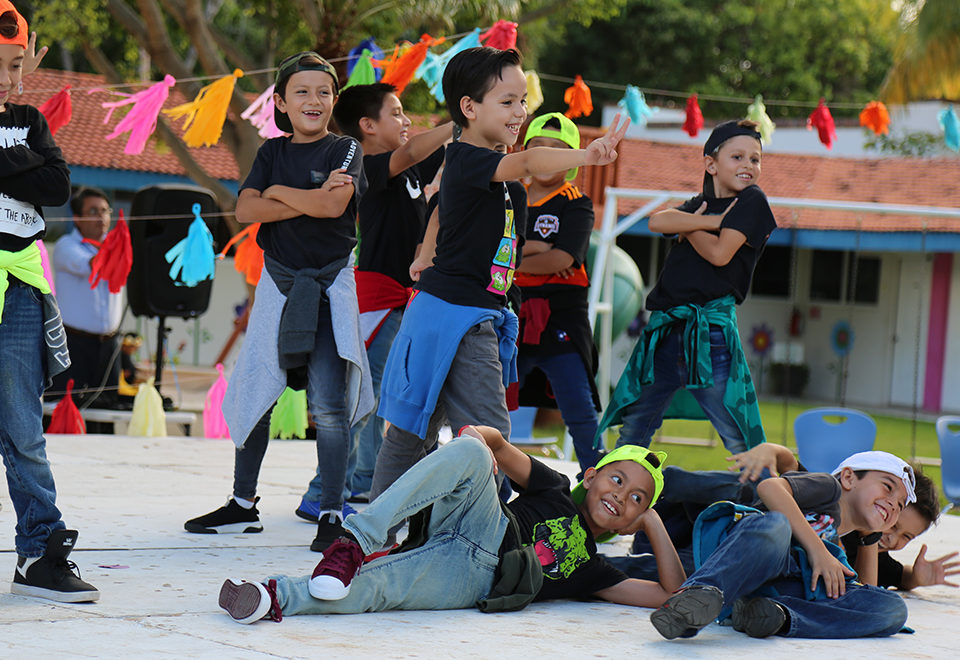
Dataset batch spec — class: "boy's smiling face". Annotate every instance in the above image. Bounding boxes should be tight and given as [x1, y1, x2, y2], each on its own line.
[839, 468, 908, 534]
[578, 459, 654, 538]
[459, 64, 528, 150]
[366, 92, 411, 152]
[275, 70, 337, 142]
[0, 43, 24, 111]
[705, 135, 762, 197]
[878, 505, 928, 552]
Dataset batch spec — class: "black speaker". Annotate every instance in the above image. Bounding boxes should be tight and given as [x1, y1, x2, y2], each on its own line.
[127, 184, 221, 319]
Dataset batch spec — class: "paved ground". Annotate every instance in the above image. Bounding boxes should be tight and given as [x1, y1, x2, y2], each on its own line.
[1, 433, 958, 658]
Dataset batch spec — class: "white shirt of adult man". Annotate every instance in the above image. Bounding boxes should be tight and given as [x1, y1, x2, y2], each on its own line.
[53, 194, 123, 335]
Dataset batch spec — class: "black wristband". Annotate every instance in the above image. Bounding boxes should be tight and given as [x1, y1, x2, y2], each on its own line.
[859, 531, 882, 546]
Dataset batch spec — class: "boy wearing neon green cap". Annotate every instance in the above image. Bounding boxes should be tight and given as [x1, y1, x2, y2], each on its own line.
[514, 112, 602, 473]
[218, 426, 685, 623]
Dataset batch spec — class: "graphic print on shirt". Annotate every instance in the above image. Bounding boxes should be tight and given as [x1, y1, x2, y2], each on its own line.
[0, 126, 43, 238]
[486, 183, 517, 295]
[404, 175, 423, 199]
[534, 213, 560, 239]
[532, 515, 591, 580]
[806, 512, 838, 543]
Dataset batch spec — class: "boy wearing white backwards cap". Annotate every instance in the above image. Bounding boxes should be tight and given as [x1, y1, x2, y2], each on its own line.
[650, 450, 915, 640]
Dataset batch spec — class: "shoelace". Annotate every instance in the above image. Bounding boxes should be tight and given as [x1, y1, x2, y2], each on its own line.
[265, 579, 283, 622]
[55, 558, 84, 580]
[314, 538, 364, 581]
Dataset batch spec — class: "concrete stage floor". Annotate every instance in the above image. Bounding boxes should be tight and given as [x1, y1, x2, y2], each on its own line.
[1, 433, 958, 658]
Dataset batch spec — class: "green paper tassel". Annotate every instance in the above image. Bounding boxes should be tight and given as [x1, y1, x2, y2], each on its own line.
[343, 49, 376, 90]
[270, 387, 308, 439]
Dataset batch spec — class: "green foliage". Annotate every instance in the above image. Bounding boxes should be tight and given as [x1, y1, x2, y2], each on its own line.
[864, 130, 955, 158]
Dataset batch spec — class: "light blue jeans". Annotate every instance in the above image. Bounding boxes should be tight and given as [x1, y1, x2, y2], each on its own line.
[272, 436, 507, 614]
[0, 280, 65, 557]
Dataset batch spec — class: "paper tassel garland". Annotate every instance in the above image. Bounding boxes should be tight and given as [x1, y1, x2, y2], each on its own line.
[746, 94, 775, 145]
[217, 222, 263, 286]
[525, 71, 544, 114]
[99, 75, 176, 155]
[618, 85, 656, 126]
[377, 35, 444, 95]
[37, 239, 55, 294]
[938, 106, 960, 152]
[347, 37, 383, 79]
[270, 387, 309, 439]
[417, 28, 482, 103]
[46, 379, 85, 434]
[163, 69, 243, 147]
[564, 75, 593, 119]
[128, 378, 167, 437]
[480, 20, 518, 50]
[240, 84, 286, 139]
[859, 101, 890, 136]
[88, 209, 132, 294]
[165, 203, 216, 287]
[344, 50, 378, 90]
[203, 363, 230, 439]
[682, 94, 704, 137]
[38, 85, 72, 135]
[807, 98, 837, 149]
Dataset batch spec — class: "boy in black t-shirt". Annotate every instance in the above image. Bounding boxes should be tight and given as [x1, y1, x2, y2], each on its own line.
[185, 52, 372, 554]
[650, 450, 917, 640]
[217, 427, 685, 622]
[308, 83, 452, 506]
[371, 47, 629, 499]
[514, 112, 602, 474]
[599, 120, 776, 457]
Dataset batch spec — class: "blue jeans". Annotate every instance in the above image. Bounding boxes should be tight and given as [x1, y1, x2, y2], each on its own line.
[617, 326, 746, 453]
[272, 436, 507, 614]
[233, 303, 351, 512]
[685, 512, 907, 638]
[340, 307, 402, 498]
[0, 281, 65, 557]
[517, 350, 599, 473]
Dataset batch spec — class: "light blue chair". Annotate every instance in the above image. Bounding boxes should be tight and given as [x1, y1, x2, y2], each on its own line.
[936, 416, 960, 513]
[794, 407, 876, 473]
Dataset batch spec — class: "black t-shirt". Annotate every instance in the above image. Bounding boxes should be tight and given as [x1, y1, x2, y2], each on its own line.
[357, 147, 444, 287]
[645, 185, 776, 311]
[0, 104, 70, 252]
[841, 534, 905, 589]
[754, 471, 842, 546]
[508, 457, 627, 601]
[242, 133, 367, 270]
[418, 141, 527, 309]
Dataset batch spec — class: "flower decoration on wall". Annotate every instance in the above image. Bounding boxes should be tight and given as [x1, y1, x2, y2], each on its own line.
[831, 320, 854, 357]
[749, 323, 774, 357]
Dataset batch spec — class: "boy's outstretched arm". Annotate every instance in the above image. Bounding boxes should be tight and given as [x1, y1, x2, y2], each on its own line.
[492, 114, 630, 183]
[459, 425, 532, 489]
[388, 122, 453, 179]
[516, 249, 574, 274]
[757, 477, 855, 598]
[593, 509, 686, 607]
[902, 545, 960, 589]
[727, 442, 799, 483]
[853, 542, 879, 586]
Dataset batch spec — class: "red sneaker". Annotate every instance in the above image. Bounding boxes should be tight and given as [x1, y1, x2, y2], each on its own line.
[308, 536, 364, 600]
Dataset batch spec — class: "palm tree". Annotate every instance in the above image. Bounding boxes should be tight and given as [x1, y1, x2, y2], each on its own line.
[882, 0, 960, 103]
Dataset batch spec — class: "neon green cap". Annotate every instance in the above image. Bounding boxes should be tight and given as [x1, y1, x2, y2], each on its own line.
[524, 112, 581, 181]
[570, 444, 667, 542]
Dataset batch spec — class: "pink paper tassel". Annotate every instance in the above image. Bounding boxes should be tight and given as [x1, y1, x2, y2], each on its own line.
[98, 75, 177, 155]
[240, 84, 287, 138]
[38, 86, 72, 135]
[203, 363, 230, 439]
[37, 239, 55, 295]
[480, 20, 518, 50]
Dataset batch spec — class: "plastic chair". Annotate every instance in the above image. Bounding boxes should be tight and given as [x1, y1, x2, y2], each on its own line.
[793, 407, 876, 473]
[508, 407, 563, 460]
[936, 416, 960, 513]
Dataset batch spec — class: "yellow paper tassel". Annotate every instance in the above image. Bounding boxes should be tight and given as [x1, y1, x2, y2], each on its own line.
[525, 71, 544, 114]
[128, 377, 167, 437]
[164, 69, 244, 147]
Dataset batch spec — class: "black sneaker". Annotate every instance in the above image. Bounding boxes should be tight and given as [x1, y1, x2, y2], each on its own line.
[184, 497, 263, 534]
[11, 530, 99, 603]
[219, 578, 282, 624]
[310, 512, 344, 553]
[731, 597, 788, 638]
[650, 585, 724, 640]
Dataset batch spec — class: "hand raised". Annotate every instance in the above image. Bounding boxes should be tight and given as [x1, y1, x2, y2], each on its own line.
[584, 113, 630, 167]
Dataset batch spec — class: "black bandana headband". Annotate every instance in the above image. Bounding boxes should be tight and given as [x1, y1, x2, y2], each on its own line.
[703, 120, 762, 156]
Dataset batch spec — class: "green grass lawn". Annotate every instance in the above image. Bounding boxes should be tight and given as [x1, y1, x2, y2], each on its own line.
[533, 400, 955, 512]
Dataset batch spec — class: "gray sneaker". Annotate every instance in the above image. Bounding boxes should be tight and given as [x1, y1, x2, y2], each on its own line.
[650, 585, 724, 639]
[731, 597, 788, 638]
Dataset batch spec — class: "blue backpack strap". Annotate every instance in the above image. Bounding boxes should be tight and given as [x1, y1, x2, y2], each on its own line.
[692, 501, 764, 569]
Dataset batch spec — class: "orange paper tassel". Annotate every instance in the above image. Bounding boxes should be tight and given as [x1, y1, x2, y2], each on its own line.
[859, 101, 890, 136]
[564, 75, 593, 119]
[38, 85, 72, 135]
[682, 94, 704, 137]
[163, 69, 243, 147]
[218, 223, 264, 286]
[47, 379, 86, 434]
[376, 35, 444, 95]
[89, 209, 132, 293]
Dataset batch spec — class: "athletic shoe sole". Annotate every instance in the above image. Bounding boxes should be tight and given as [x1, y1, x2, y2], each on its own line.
[731, 597, 786, 638]
[308, 574, 351, 600]
[219, 579, 270, 624]
[650, 586, 724, 640]
[184, 521, 263, 534]
[10, 582, 100, 603]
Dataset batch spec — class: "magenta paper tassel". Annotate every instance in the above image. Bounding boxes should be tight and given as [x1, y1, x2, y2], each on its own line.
[203, 363, 230, 439]
[98, 74, 177, 155]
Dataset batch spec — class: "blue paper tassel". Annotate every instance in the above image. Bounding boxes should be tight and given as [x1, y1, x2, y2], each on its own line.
[939, 106, 960, 152]
[165, 203, 216, 287]
[417, 29, 482, 103]
[618, 85, 657, 126]
[347, 38, 383, 80]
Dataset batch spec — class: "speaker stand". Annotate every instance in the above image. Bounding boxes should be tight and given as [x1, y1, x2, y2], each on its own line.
[154, 316, 169, 388]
